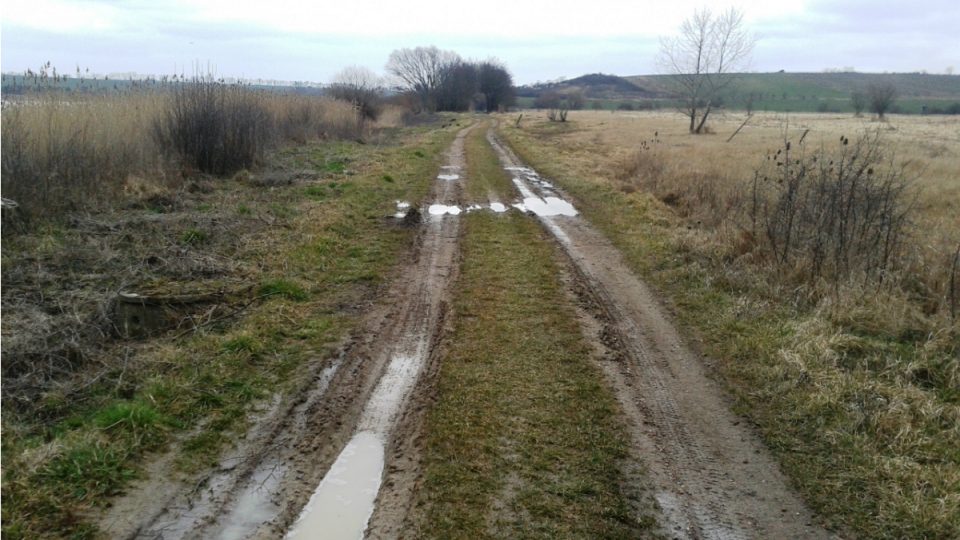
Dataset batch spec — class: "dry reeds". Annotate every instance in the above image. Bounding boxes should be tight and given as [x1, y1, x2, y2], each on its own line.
[1, 82, 377, 230]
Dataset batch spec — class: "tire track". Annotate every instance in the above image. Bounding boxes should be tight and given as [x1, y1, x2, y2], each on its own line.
[100, 124, 474, 540]
[487, 128, 835, 540]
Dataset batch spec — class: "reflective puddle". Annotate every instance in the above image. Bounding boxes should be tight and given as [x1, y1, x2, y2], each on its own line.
[285, 432, 384, 540]
[514, 197, 578, 217]
[428, 204, 462, 216]
[393, 201, 412, 219]
[437, 174, 460, 181]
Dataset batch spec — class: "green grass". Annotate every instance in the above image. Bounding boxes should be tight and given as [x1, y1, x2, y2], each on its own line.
[413, 211, 655, 539]
[499, 121, 960, 539]
[1, 119, 464, 539]
[463, 123, 517, 200]
[411, 127, 655, 538]
[258, 278, 308, 301]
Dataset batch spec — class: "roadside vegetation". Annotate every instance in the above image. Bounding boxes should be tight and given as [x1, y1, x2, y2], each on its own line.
[498, 110, 959, 538]
[1, 97, 461, 537]
[1, 80, 379, 227]
[412, 206, 656, 537]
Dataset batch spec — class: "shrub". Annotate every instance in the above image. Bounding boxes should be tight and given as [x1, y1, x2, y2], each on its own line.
[152, 80, 273, 176]
[747, 132, 913, 284]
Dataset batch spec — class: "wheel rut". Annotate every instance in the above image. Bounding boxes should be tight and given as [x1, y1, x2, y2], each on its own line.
[486, 128, 836, 540]
[97, 124, 475, 540]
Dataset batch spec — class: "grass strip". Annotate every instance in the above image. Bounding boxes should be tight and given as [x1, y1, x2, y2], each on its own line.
[463, 122, 517, 200]
[413, 208, 654, 538]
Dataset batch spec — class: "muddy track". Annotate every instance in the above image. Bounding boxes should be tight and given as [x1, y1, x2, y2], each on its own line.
[487, 128, 835, 540]
[97, 124, 474, 539]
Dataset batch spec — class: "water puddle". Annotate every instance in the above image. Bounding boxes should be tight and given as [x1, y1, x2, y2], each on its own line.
[393, 201, 412, 219]
[428, 204, 462, 216]
[437, 174, 460, 181]
[509, 177, 578, 217]
[285, 432, 385, 540]
[520, 197, 578, 217]
[218, 465, 287, 540]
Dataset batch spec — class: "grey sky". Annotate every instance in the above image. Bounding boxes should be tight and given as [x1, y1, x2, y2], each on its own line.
[2, 0, 958, 84]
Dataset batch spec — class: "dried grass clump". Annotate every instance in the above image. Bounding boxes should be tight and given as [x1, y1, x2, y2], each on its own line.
[615, 136, 744, 227]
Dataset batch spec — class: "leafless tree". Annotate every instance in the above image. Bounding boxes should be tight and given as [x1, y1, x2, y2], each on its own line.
[867, 81, 897, 120]
[658, 7, 755, 134]
[385, 46, 461, 111]
[329, 66, 383, 121]
[851, 90, 867, 117]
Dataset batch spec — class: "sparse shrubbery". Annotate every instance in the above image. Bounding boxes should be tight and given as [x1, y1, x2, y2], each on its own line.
[153, 81, 273, 176]
[747, 132, 912, 284]
[1, 81, 375, 230]
[615, 127, 957, 319]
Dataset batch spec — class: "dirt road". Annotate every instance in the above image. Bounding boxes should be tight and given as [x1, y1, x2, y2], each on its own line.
[487, 129, 832, 539]
[99, 124, 474, 539]
[101, 121, 831, 539]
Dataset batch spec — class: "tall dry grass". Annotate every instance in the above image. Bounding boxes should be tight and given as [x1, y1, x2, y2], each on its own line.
[607, 112, 959, 319]
[500, 110, 959, 537]
[1, 82, 372, 229]
[2, 93, 168, 226]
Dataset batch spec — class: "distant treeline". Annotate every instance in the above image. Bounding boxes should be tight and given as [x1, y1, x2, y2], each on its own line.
[386, 46, 515, 113]
[1, 67, 326, 97]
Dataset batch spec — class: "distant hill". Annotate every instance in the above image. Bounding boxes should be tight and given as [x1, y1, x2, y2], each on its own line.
[628, 72, 960, 98]
[630, 72, 960, 114]
[518, 71, 960, 114]
[516, 73, 663, 100]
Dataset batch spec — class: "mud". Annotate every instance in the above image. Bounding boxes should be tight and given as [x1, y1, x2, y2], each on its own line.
[97, 125, 473, 539]
[487, 128, 835, 540]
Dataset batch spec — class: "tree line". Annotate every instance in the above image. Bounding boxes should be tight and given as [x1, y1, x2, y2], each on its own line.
[386, 46, 515, 113]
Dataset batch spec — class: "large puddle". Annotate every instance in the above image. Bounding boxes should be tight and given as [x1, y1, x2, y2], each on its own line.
[510, 178, 578, 217]
[286, 353, 428, 539]
[285, 432, 385, 540]
[287, 141, 464, 538]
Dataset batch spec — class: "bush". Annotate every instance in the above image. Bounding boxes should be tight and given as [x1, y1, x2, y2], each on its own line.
[153, 80, 273, 176]
[747, 132, 912, 283]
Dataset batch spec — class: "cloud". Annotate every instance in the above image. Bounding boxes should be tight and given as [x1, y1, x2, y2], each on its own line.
[1, 0, 957, 82]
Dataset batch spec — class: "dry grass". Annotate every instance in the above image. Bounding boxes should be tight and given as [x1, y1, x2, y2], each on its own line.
[1, 119, 461, 538]
[1, 86, 372, 228]
[498, 110, 959, 538]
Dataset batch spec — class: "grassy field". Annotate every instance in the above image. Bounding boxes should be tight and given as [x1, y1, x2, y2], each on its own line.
[410, 132, 657, 536]
[498, 109, 959, 538]
[1, 119, 460, 539]
[519, 72, 960, 114]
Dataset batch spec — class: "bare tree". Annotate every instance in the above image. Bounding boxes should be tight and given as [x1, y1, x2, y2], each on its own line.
[658, 7, 755, 134]
[850, 90, 867, 117]
[477, 60, 515, 112]
[328, 66, 383, 121]
[385, 46, 461, 111]
[867, 81, 897, 120]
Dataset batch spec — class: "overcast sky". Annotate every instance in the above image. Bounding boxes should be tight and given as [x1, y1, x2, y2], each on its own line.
[2, 0, 958, 84]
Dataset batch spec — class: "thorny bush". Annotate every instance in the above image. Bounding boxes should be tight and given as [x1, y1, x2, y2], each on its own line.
[747, 131, 913, 285]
